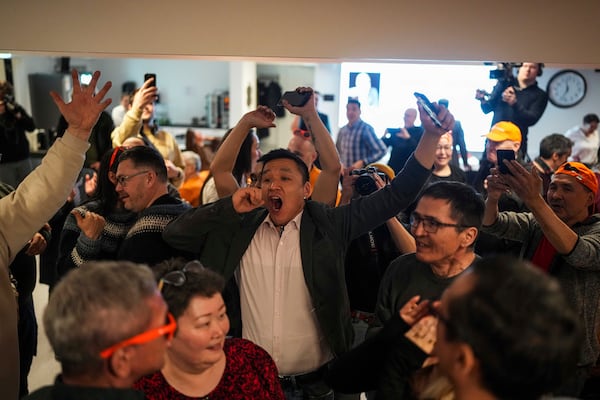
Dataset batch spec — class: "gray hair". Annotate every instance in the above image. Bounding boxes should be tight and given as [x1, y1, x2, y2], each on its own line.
[182, 150, 201, 172]
[44, 261, 157, 372]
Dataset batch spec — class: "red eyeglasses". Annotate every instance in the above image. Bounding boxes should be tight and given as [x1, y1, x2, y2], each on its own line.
[99, 312, 177, 359]
[293, 129, 312, 140]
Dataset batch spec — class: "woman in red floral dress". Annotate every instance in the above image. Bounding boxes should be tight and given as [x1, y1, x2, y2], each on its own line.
[135, 259, 284, 400]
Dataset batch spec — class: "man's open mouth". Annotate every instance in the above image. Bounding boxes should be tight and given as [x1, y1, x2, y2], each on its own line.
[269, 196, 282, 211]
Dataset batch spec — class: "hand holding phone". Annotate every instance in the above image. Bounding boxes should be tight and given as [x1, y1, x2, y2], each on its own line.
[144, 73, 156, 87]
[278, 90, 312, 107]
[414, 92, 442, 128]
[496, 149, 515, 175]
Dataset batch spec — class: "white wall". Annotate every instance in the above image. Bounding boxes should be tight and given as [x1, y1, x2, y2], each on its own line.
[9, 54, 600, 158]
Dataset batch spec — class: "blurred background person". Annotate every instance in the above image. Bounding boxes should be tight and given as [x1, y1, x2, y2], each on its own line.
[337, 99, 387, 170]
[382, 108, 423, 174]
[532, 133, 573, 199]
[565, 113, 600, 168]
[179, 150, 209, 207]
[0, 80, 36, 188]
[111, 77, 185, 188]
[476, 62, 548, 161]
[135, 258, 284, 400]
[430, 132, 467, 184]
[438, 98, 470, 171]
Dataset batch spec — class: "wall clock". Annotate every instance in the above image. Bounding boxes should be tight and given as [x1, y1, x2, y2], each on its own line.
[547, 69, 586, 108]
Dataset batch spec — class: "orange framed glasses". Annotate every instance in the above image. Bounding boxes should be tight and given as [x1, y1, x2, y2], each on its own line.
[99, 312, 177, 359]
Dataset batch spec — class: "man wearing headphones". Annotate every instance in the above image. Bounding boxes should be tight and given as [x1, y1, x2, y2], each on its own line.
[476, 62, 548, 161]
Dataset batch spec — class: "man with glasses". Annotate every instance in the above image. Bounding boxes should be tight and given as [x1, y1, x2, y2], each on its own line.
[483, 159, 600, 397]
[114, 145, 190, 265]
[24, 261, 174, 399]
[368, 181, 484, 398]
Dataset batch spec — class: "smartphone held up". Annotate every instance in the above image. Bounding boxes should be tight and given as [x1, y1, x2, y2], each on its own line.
[496, 149, 515, 175]
[277, 90, 312, 107]
[413, 92, 442, 128]
[144, 73, 157, 87]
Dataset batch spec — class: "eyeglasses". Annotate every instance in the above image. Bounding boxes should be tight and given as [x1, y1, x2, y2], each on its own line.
[99, 312, 176, 359]
[158, 260, 205, 292]
[115, 170, 149, 187]
[409, 213, 465, 233]
[293, 129, 312, 140]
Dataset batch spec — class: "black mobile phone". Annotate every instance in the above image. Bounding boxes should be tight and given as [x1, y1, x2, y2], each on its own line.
[413, 92, 442, 128]
[496, 149, 515, 175]
[277, 90, 312, 107]
[386, 128, 402, 135]
[144, 73, 156, 87]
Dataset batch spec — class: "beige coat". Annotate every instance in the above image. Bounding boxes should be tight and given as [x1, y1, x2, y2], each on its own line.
[0, 133, 88, 400]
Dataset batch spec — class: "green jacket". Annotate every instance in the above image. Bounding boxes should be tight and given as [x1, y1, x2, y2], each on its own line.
[163, 155, 431, 357]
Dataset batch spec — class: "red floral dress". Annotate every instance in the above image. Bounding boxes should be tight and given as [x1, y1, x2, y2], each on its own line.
[134, 338, 284, 400]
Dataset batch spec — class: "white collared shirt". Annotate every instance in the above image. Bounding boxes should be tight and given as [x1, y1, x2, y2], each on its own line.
[237, 211, 332, 375]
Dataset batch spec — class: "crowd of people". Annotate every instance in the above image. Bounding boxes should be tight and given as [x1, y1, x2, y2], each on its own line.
[0, 63, 598, 400]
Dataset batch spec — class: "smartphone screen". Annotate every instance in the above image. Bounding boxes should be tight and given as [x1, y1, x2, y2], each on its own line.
[144, 73, 156, 87]
[414, 92, 442, 128]
[496, 149, 515, 174]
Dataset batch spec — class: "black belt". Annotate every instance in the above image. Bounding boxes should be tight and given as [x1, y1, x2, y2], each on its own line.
[279, 363, 328, 389]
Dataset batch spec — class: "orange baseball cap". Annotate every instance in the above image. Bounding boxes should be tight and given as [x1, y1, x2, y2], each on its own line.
[554, 162, 598, 195]
[483, 121, 522, 143]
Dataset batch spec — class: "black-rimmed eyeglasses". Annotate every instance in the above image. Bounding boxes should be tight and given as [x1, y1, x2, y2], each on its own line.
[410, 213, 465, 234]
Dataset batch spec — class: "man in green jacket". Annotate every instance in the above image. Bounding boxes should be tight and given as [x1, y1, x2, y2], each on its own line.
[163, 98, 454, 399]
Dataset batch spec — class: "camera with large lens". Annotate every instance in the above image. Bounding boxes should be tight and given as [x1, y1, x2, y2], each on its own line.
[489, 62, 521, 86]
[350, 166, 387, 196]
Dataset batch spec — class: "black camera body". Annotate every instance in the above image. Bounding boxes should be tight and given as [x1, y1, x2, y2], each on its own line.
[2, 95, 16, 112]
[351, 166, 387, 196]
[489, 62, 521, 86]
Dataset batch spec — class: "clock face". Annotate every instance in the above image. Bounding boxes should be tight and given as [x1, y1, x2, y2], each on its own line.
[547, 70, 586, 108]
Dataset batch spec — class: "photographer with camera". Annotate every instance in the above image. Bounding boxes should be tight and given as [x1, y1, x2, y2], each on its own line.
[476, 62, 548, 161]
[340, 163, 416, 349]
[0, 81, 36, 188]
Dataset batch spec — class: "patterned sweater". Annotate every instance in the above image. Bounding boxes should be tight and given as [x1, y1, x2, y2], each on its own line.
[57, 200, 136, 278]
[116, 194, 191, 266]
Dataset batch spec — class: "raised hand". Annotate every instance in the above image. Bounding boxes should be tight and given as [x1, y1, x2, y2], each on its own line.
[232, 187, 264, 214]
[281, 87, 316, 118]
[399, 295, 431, 326]
[131, 77, 158, 112]
[417, 102, 454, 137]
[72, 209, 106, 240]
[50, 70, 112, 141]
[240, 106, 276, 129]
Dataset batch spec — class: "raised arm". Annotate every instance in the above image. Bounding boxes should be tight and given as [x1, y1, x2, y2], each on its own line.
[283, 88, 341, 206]
[0, 69, 111, 400]
[502, 161, 578, 254]
[110, 77, 157, 146]
[210, 106, 275, 198]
